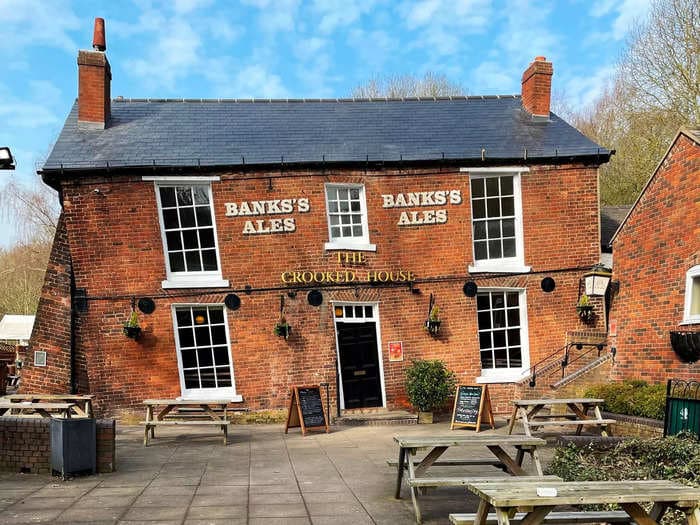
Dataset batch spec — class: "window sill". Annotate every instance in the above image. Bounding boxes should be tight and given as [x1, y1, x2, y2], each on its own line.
[162, 277, 230, 289]
[468, 264, 531, 274]
[324, 241, 376, 252]
[476, 371, 528, 384]
[679, 319, 700, 326]
[177, 394, 243, 402]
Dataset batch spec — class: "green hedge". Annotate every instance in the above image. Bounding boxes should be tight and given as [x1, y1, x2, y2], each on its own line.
[583, 379, 666, 420]
[546, 434, 700, 524]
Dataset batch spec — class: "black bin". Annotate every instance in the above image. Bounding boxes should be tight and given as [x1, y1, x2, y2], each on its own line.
[50, 418, 96, 478]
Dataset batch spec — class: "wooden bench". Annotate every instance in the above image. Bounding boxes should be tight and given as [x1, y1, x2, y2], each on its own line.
[527, 418, 617, 428]
[387, 458, 507, 471]
[142, 399, 242, 446]
[450, 511, 633, 524]
[409, 475, 560, 488]
[508, 398, 615, 436]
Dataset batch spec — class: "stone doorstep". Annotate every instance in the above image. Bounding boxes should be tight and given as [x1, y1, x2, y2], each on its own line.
[334, 409, 418, 426]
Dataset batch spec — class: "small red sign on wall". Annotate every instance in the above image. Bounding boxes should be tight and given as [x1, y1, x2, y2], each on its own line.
[388, 341, 403, 362]
[609, 318, 617, 337]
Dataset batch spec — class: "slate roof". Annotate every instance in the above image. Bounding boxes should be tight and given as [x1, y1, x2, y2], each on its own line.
[600, 206, 631, 251]
[42, 96, 610, 172]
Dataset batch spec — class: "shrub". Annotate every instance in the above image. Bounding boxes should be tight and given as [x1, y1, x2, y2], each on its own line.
[584, 379, 666, 420]
[546, 433, 700, 524]
[405, 359, 456, 412]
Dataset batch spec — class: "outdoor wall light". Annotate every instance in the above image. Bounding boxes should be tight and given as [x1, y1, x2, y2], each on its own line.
[583, 264, 612, 296]
[0, 147, 15, 170]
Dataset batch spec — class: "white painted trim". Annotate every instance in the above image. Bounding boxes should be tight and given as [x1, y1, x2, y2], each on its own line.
[331, 301, 385, 410]
[468, 171, 527, 270]
[143, 175, 221, 182]
[683, 265, 700, 324]
[170, 303, 239, 400]
[460, 167, 530, 173]
[468, 264, 531, 274]
[324, 183, 373, 250]
[153, 182, 227, 289]
[162, 277, 229, 289]
[324, 241, 377, 252]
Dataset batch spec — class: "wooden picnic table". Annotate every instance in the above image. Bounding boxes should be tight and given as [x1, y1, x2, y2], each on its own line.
[452, 478, 700, 525]
[142, 399, 246, 446]
[507, 398, 616, 436]
[4, 394, 94, 418]
[393, 434, 549, 523]
[0, 400, 76, 419]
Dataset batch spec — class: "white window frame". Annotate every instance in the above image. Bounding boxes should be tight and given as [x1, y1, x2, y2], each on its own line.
[146, 176, 229, 289]
[171, 303, 242, 401]
[682, 265, 700, 325]
[474, 287, 530, 384]
[331, 302, 386, 410]
[463, 167, 530, 274]
[323, 183, 376, 252]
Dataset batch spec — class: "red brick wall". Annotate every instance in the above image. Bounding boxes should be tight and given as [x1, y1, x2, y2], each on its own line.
[0, 417, 116, 474]
[21, 214, 73, 393]
[77, 50, 111, 125]
[610, 132, 700, 382]
[30, 163, 603, 415]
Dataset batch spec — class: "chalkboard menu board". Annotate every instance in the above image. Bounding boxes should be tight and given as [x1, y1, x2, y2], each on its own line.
[450, 385, 495, 431]
[285, 385, 330, 435]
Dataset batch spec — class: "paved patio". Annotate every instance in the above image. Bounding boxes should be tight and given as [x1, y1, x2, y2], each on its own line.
[0, 419, 551, 524]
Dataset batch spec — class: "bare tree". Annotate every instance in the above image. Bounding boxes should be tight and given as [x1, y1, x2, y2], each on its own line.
[351, 72, 465, 98]
[573, 0, 699, 205]
[0, 181, 59, 316]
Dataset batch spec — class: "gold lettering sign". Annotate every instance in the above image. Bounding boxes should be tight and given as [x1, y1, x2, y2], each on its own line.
[280, 269, 415, 284]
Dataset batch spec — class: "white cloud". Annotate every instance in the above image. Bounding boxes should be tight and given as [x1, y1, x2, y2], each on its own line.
[588, 0, 652, 41]
[562, 64, 616, 110]
[0, 0, 80, 53]
[470, 61, 514, 93]
[398, 0, 492, 57]
[231, 65, 288, 98]
[311, 0, 378, 34]
[293, 37, 328, 61]
[242, 0, 301, 33]
[173, 0, 215, 13]
[0, 81, 60, 129]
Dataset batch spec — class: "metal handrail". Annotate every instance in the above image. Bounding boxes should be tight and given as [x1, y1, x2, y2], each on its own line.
[528, 341, 607, 388]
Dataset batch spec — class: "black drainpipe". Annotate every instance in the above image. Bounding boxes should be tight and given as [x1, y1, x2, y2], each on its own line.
[69, 271, 77, 394]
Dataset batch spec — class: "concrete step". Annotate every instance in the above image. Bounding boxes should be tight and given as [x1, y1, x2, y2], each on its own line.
[335, 409, 418, 426]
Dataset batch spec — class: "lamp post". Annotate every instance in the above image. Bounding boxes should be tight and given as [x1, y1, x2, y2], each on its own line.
[583, 263, 612, 296]
[0, 147, 15, 170]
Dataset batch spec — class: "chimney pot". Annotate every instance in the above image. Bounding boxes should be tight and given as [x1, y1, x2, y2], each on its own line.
[521, 56, 553, 118]
[93, 17, 106, 51]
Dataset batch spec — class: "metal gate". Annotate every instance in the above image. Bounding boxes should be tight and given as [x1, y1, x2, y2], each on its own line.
[664, 379, 700, 438]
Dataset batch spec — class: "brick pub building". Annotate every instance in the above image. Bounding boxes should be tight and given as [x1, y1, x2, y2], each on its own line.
[23, 19, 611, 417]
[609, 128, 700, 382]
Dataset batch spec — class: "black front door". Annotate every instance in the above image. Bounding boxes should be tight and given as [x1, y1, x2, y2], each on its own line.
[336, 321, 382, 409]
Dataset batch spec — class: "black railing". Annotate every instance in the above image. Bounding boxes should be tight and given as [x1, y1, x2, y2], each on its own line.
[528, 341, 609, 388]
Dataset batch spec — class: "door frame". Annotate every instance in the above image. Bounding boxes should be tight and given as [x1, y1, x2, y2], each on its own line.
[331, 301, 386, 410]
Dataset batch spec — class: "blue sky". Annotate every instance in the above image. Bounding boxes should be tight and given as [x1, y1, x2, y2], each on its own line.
[0, 0, 650, 246]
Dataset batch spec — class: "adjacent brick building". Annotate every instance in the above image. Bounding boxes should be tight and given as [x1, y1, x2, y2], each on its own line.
[23, 20, 611, 416]
[609, 128, 700, 382]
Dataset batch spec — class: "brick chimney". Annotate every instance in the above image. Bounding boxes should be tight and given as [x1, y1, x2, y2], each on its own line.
[77, 18, 111, 129]
[521, 56, 553, 118]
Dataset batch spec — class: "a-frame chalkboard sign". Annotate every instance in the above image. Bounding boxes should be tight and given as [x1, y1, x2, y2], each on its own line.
[284, 385, 330, 435]
[450, 384, 495, 431]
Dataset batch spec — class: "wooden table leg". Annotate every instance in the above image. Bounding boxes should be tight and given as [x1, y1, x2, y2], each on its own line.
[222, 424, 228, 445]
[494, 507, 512, 525]
[507, 405, 519, 434]
[406, 449, 423, 523]
[620, 502, 661, 525]
[474, 500, 492, 525]
[395, 447, 406, 499]
[685, 505, 700, 525]
[487, 445, 527, 476]
[519, 506, 555, 525]
[414, 446, 447, 478]
[520, 407, 535, 436]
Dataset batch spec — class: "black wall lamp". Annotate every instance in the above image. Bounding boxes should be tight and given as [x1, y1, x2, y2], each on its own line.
[463, 281, 478, 297]
[0, 147, 15, 170]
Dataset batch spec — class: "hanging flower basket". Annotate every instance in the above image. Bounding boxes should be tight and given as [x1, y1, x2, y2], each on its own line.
[576, 305, 595, 323]
[425, 319, 441, 336]
[123, 308, 141, 340]
[274, 321, 292, 339]
[670, 331, 700, 363]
